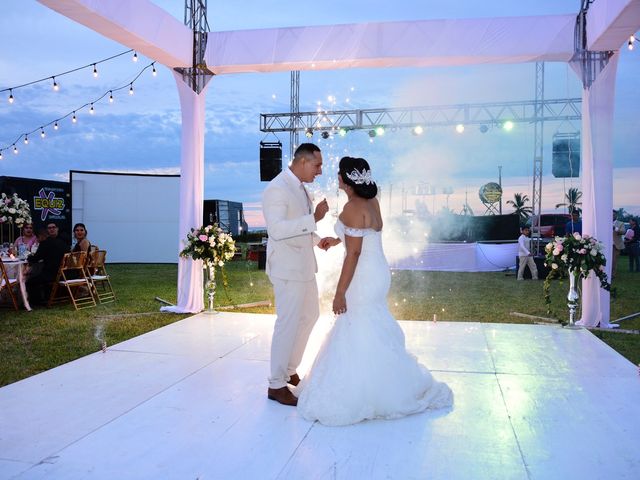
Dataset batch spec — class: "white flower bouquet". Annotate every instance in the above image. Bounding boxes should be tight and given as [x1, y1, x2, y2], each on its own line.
[0, 192, 32, 227]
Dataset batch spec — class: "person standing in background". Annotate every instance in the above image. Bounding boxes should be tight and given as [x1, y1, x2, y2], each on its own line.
[612, 210, 626, 280]
[517, 226, 538, 280]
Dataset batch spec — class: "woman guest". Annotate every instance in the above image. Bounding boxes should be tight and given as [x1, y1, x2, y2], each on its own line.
[72, 223, 92, 253]
[15, 223, 38, 252]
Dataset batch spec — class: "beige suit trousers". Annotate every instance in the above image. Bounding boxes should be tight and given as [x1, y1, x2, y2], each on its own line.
[269, 277, 319, 388]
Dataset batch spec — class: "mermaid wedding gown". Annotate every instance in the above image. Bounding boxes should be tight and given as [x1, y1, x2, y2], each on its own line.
[296, 220, 453, 426]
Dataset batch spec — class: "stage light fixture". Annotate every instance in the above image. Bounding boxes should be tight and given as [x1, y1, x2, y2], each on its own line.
[305, 128, 313, 138]
[412, 125, 424, 135]
[375, 126, 385, 136]
[456, 124, 465, 133]
[338, 128, 347, 137]
[479, 124, 489, 133]
[502, 120, 514, 131]
[321, 131, 330, 139]
[368, 129, 377, 138]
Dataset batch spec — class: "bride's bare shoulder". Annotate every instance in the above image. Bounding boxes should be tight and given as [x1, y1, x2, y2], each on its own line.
[339, 200, 366, 229]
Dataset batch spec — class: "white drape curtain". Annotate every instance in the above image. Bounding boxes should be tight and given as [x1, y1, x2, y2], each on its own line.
[160, 73, 210, 314]
[575, 53, 619, 328]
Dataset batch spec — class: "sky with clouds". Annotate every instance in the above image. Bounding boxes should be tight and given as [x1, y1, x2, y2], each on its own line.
[1, 0, 638, 228]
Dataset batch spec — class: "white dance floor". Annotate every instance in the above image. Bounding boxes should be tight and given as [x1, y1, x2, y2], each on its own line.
[1, 312, 638, 480]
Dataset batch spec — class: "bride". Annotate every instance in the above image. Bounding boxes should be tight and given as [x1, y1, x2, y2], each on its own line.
[295, 156, 453, 426]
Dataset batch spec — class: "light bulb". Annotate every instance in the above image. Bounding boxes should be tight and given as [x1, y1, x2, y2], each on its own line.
[52, 77, 59, 91]
[13, 145, 18, 154]
[8, 90, 14, 104]
[90, 104, 95, 114]
[132, 51, 138, 62]
[629, 40, 635, 51]
[54, 122, 59, 130]
[412, 125, 424, 135]
[109, 91, 114, 103]
[93, 64, 98, 77]
[456, 124, 465, 133]
[40, 129, 45, 138]
[152, 64, 157, 76]
[129, 84, 134, 95]
[72, 112, 77, 123]
[0, 151, 3, 160]
[23, 135, 28, 145]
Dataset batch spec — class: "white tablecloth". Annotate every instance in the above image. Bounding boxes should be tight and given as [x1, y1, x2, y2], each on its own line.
[2, 258, 32, 311]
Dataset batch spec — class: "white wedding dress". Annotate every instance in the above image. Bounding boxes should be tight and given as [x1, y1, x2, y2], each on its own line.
[296, 220, 453, 426]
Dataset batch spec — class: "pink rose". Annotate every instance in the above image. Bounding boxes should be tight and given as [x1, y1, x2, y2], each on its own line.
[556, 244, 563, 252]
[198, 234, 208, 242]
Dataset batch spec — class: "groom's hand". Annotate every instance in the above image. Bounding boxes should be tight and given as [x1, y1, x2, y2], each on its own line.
[314, 198, 329, 222]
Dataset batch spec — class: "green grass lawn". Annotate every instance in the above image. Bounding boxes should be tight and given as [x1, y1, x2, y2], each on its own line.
[1, 260, 638, 387]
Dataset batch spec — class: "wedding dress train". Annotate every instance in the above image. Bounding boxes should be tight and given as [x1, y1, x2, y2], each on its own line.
[296, 220, 453, 426]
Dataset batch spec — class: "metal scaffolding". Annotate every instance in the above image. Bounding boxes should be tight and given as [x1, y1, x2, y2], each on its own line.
[175, 0, 213, 94]
[260, 97, 581, 133]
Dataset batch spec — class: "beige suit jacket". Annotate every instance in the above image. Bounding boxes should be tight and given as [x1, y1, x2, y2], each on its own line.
[262, 170, 320, 281]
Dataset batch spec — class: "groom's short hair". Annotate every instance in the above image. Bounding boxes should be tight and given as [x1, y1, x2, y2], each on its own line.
[293, 143, 321, 163]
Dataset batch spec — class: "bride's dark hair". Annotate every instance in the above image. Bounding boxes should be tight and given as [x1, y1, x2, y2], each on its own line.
[339, 156, 378, 199]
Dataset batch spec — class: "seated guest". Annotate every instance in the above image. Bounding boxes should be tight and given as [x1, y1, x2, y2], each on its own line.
[26, 222, 68, 306]
[565, 209, 582, 236]
[15, 223, 38, 252]
[72, 223, 92, 253]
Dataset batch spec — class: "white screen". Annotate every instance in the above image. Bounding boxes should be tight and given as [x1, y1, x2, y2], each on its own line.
[71, 171, 180, 263]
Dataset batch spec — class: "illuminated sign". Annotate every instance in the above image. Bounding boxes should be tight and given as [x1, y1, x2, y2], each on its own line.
[33, 188, 65, 221]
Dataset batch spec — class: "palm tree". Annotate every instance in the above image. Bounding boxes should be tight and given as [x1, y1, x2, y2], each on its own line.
[556, 187, 582, 213]
[507, 193, 532, 225]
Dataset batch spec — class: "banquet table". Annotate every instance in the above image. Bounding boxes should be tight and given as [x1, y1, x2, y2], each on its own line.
[1, 257, 32, 311]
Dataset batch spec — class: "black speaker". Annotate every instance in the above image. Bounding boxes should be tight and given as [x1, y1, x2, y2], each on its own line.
[260, 141, 282, 181]
[552, 137, 580, 178]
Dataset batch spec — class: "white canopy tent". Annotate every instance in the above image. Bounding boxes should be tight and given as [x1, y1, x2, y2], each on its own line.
[37, 0, 640, 325]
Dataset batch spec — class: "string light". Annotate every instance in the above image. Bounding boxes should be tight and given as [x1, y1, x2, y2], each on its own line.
[0, 49, 133, 98]
[13, 145, 18, 154]
[1, 61, 156, 156]
[132, 51, 138, 62]
[629, 35, 638, 51]
[23, 135, 29, 145]
[52, 77, 59, 91]
[152, 63, 157, 76]
[0, 151, 3, 160]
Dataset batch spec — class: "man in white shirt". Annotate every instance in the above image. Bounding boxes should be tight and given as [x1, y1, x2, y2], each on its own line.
[517, 226, 538, 280]
[262, 143, 329, 406]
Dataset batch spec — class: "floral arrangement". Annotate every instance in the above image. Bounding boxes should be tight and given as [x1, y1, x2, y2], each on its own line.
[543, 232, 612, 315]
[180, 224, 236, 267]
[0, 192, 32, 227]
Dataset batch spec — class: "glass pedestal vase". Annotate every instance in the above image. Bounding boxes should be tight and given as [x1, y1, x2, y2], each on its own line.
[203, 264, 218, 314]
[566, 269, 581, 328]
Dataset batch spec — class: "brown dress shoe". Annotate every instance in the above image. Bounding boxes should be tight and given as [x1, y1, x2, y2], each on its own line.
[267, 387, 298, 406]
[288, 373, 300, 386]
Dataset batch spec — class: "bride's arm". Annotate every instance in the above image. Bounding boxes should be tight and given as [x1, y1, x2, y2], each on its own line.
[332, 203, 364, 315]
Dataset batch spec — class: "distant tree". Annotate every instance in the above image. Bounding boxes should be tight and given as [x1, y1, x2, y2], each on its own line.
[507, 193, 532, 225]
[556, 187, 582, 213]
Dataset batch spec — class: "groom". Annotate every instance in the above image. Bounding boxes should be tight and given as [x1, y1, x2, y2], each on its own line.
[262, 143, 329, 406]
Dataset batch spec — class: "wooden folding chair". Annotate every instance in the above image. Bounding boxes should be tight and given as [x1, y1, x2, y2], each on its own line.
[48, 252, 96, 310]
[86, 250, 115, 304]
[0, 258, 19, 310]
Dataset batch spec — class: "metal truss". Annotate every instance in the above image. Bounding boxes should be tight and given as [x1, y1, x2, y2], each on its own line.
[289, 71, 300, 160]
[260, 97, 581, 133]
[176, 0, 213, 94]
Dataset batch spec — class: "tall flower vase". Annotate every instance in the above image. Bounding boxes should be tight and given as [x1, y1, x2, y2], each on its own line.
[566, 269, 581, 328]
[203, 263, 218, 314]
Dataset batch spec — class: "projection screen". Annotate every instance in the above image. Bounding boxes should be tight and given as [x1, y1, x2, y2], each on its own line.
[70, 170, 180, 263]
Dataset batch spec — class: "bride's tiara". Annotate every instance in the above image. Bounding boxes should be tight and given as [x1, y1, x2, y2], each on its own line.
[346, 167, 374, 185]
